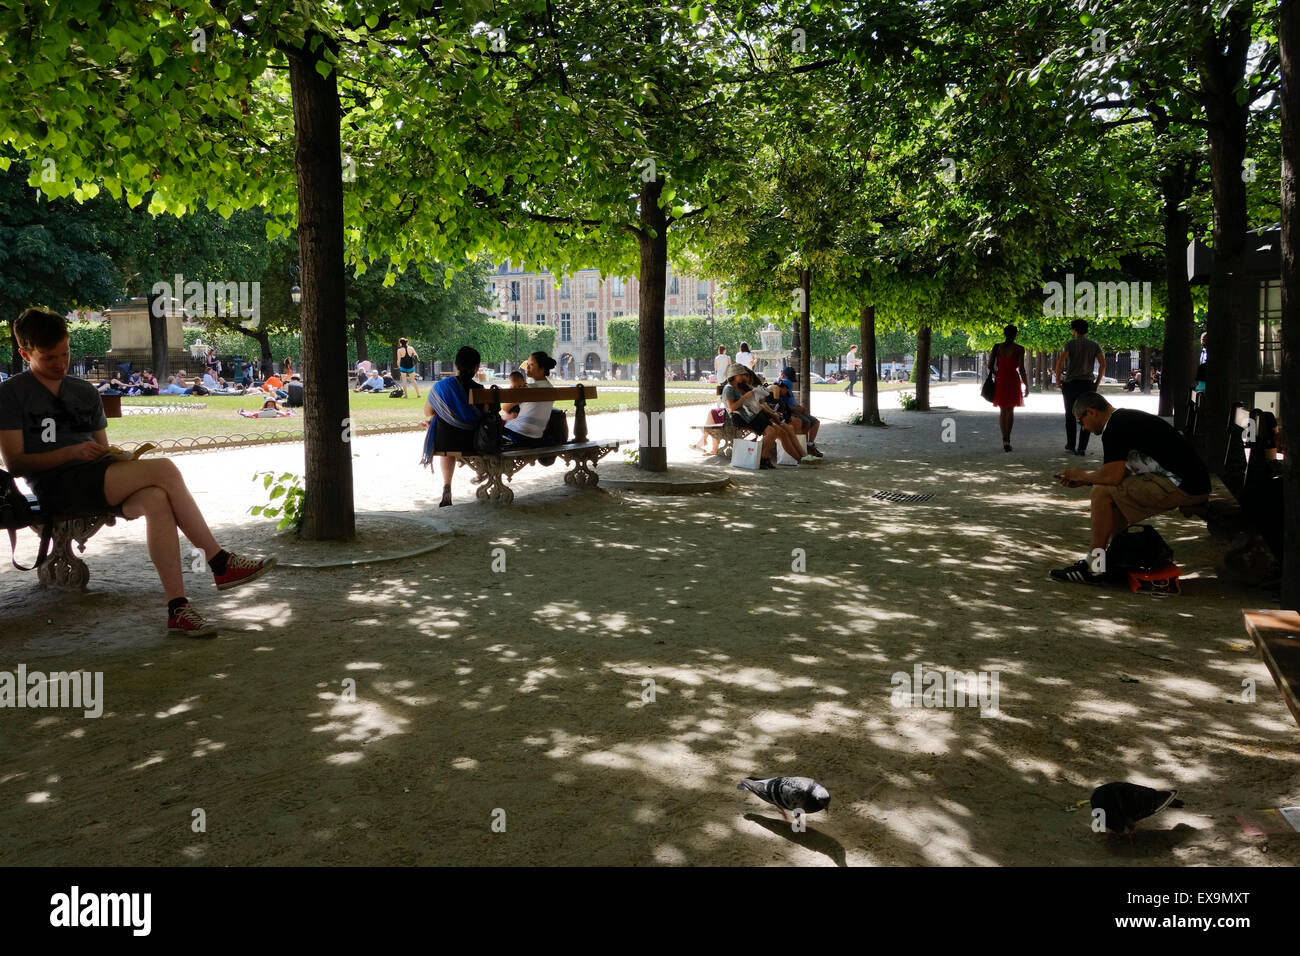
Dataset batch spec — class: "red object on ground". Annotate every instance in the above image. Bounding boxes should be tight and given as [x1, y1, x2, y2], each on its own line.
[1128, 563, 1182, 594]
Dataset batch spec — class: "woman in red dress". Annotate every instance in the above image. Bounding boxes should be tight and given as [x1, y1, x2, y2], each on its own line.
[989, 324, 1029, 451]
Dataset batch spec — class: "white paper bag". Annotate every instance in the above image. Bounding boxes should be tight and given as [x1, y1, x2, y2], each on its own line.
[732, 438, 761, 470]
[776, 433, 807, 466]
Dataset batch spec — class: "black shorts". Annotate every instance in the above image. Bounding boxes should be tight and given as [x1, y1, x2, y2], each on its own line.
[29, 459, 116, 517]
[733, 413, 767, 436]
[433, 418, 476, 455]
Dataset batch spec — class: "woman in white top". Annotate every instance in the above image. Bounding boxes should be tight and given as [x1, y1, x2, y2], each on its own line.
[736, 342, 755, 369]
[504, 351, 557, 447]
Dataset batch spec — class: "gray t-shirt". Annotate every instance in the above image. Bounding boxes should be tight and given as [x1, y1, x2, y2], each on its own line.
[0, 372, 107, 493]
[1062, 336, 1102, 381]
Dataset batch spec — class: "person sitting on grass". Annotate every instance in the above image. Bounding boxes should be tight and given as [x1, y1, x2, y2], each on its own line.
[0, 309, 275, 637]
[774, 366, 823, 457]
[239, 398, 292, 418]
[356, 370, 385, 393]
[96, 374, 129, 395]
[159, 375, 189, 396]
[1050, 391, 1211, 583]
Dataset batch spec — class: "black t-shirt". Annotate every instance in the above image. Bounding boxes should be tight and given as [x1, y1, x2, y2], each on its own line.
[0, 372, 108, 496]
[1101, 408, 1210, 495]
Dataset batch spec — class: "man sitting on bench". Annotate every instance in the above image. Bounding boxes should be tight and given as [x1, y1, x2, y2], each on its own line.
[0, 309, 276, 637]
[1050, 392, 1210, 583]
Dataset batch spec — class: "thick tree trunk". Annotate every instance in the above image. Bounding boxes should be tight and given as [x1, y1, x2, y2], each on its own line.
[288, 38, 354, 540]
[860, 303, 884, 426]
[1280, 0, 1299, 610]
[1140, 346, 1151, 394]
[636, 178, 668, 472]
[147, 290, 170, 379]
[1197, 11, 1253, 473]
[798, 268, 811, 411]
[915, 324, 932, 410]
[1159, 161, 1197, 422]
[353, 315, 368, 364]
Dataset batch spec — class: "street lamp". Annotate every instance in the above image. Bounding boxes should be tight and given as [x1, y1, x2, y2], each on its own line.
[290, 285, 301, 305]
[511, 280, 521, 368]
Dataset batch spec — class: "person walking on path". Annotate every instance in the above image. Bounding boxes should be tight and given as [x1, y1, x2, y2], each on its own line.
[989, 324, 1029, 452]
[842, 345, 861, 396]
[397, 337, 420, 397]
[713, 344, 730, 383]
[1053, 319, 1104, 456]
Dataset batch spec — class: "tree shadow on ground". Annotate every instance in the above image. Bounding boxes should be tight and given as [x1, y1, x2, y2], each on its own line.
[0, 408, 1296, 866]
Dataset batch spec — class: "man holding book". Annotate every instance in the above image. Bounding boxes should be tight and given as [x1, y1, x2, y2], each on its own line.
[0, 309, 275, 637]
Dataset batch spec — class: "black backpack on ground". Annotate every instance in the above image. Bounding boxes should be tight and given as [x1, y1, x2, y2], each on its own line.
[1104, 525, 1174, 580]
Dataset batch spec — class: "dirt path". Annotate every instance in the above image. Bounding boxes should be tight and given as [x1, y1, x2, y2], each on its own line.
[1, 386, 1295, 866]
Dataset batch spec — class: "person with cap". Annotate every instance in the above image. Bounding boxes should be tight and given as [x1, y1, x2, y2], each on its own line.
[722, 365, 807, 467]
[774, 366, 823, 457]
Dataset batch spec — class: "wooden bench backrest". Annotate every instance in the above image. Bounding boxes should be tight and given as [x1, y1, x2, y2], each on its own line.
[466, 384, 597, 443]
[467, 385, 597, 405]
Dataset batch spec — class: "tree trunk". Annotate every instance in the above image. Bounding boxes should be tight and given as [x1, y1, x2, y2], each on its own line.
[1140, 346, 1151, 393]
[1197, 10, 1253, 473]
[353, 315, 368, 364]
[915, 324, 932, 410]
[860, 303, 884, 426]
[1159, 161, 1197, 423]
[798, 267, 811, 412]
[288, 36, 354, 540]
[147, 290, 170, 380]
[636, 177, 668, 472]
[1280, 0, 1299, 610]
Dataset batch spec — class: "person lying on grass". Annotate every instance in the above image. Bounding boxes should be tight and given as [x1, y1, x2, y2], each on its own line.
[0, 309, 275, 638]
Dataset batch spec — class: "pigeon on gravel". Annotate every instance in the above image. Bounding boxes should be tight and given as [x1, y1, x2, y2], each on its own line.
[737, 776, 831, 818]
[1090, 782, 1184, 833]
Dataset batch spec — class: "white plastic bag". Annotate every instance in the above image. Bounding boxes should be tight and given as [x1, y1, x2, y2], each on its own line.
[732, 438, 761, 470]
[776, 433, 807, 466]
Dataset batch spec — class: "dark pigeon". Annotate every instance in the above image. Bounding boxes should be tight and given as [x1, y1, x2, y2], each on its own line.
[737, 776, 831, 816]
[1090, 782, 1184, 834]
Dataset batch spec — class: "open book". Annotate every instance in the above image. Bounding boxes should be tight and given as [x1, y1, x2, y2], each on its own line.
[107, 442, 159, 461]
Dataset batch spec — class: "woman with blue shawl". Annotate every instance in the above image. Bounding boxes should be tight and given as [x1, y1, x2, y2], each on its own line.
[421, 345, 483, 507]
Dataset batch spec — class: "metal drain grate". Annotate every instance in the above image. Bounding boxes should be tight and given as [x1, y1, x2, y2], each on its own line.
[871, 491, 934, 503]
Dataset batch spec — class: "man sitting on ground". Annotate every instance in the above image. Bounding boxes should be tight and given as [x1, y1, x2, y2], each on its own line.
[1050, 392, 1211, 583]
[159, 376, 189, 396]
[355, 370, 385, 392]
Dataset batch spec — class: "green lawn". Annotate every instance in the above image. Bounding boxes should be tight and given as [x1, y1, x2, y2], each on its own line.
[104, 387, 714, 449]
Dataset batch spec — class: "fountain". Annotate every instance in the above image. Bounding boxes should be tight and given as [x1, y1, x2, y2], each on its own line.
[751, 323, 787, 381]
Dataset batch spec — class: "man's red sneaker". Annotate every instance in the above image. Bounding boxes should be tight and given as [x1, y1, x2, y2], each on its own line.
[214, 554, 277, 591]
[167, 604, 217, 638]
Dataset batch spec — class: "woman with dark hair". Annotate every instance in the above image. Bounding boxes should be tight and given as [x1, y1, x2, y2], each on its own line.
[736, 342, 755, 370]
[503, 351, 557, 448]
[988, 323, 1029, 451]
[396, 337, 420, 397]
[421, 345, 484, 507]
[282, 356, 293, 378]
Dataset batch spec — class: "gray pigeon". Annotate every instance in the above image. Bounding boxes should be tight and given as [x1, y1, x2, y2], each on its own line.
[1090, 782, 1184, 834]
[737, 776, 830, 817]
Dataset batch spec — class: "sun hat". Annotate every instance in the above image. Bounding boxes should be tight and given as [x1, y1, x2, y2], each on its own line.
[724, 363, 749, 380]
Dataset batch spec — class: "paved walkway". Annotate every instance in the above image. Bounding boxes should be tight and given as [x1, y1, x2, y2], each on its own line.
[1, 383, 1295, 866]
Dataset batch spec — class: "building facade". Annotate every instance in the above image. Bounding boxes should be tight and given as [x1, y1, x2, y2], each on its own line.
[488, 263, 723, 378]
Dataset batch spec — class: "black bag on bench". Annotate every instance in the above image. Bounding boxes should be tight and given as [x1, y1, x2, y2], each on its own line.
[1, 467, 52, 570]
[537, 410, 569, 467]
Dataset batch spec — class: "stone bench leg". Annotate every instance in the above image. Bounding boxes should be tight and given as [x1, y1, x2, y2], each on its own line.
[31, 516, 116, 591]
